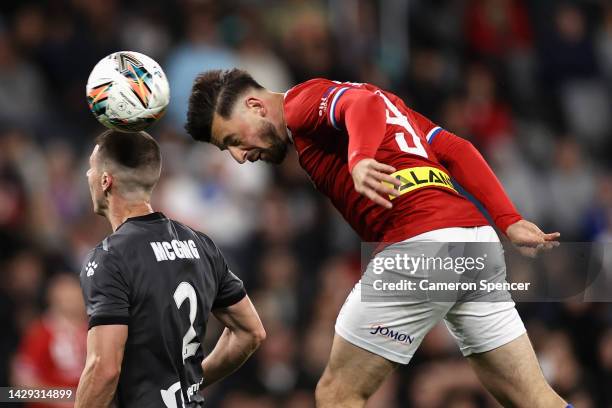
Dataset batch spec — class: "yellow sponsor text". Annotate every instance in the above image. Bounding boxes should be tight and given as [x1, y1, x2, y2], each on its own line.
[383, 166, 457, 199]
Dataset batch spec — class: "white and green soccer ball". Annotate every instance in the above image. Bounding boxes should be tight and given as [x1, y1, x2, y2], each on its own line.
[86, 51, 170, 132]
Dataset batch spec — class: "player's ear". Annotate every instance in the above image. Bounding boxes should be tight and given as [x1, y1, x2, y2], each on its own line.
[245, 96, 266, 116]
[101, 172, 113, 192]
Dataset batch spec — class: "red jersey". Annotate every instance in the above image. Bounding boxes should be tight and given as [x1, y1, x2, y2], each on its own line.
[13, 316, 87, 408]
[283, 79, 521, 243]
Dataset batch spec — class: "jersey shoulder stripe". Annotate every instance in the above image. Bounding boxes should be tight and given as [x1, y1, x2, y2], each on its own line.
[426, 126, 442, 143]
[329, 87, 350, 130]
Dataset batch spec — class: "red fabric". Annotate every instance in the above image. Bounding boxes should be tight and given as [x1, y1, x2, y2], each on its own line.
[284, 79, 524, 243]
[14, 317, 87, 408]
[429, 128, 522, 233]
[466, 101, 513, 149]
[334, 89, 387, 172]
[466, 0, 533, 56]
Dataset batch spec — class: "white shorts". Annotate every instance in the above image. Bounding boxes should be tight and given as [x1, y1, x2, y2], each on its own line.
[335, 226, 526, 365]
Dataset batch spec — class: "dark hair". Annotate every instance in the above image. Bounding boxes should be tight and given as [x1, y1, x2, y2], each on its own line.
[95, 130, 161, 191]
[185, 68, 263, 142]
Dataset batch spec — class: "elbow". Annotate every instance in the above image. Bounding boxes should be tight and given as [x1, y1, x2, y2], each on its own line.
[102, 366, 121, 383]
[452, 136, 473, 150]
[251, 326, 266, 349]
[442, 137, 479, 165]
[90, 355, 121, 384]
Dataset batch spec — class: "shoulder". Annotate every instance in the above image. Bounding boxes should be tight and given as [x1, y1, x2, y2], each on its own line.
[284, 78, 340, 132]
[284, 78, 336, 101]
[80, 238, 125, 282]
[192, 230, 223, 258]
[165, 218, 210, 246]
[284, 78, 374, 108]
[164, 219, 222, 259]
[285, 79, 382, 111]
[96, 220, 163, 257]
[86, 233, 126, 259]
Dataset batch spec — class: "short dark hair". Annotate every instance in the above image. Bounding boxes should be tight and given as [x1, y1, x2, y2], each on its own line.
[185, 68, 263, 143]
[95, 130, 161, 192]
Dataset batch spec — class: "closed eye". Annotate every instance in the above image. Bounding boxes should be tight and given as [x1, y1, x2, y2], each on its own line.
[221, 134, 240, 150]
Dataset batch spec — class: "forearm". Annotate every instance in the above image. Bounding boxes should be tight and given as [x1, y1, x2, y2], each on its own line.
[201, 328, 259, 387]
[74, 360, 119, 408]
[432, 130, 522, 233]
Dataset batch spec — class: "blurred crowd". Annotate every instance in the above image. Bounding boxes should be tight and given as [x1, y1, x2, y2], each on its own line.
[0, 0, 611, 407]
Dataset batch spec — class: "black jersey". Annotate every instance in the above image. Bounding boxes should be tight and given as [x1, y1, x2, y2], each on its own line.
[79, 212, 246, 408]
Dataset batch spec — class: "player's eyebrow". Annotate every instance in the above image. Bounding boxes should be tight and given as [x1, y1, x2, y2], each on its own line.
[219, 134, 238, 150]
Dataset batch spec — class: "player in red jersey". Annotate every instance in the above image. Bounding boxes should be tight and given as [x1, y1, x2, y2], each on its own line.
[12, 273, 87, 408]
[186, 69, 569, 407]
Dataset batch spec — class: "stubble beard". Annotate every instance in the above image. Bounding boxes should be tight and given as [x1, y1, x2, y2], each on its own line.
[260, 121, 288, 164]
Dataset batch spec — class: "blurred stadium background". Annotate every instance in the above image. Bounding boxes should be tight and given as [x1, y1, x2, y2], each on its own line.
[0, 0, 611, 407]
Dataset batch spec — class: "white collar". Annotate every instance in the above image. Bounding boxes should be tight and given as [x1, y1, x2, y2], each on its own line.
[282, 89, 293, 143]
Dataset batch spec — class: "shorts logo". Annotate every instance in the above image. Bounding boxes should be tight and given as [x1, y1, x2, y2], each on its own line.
[370, 325, 414, 345]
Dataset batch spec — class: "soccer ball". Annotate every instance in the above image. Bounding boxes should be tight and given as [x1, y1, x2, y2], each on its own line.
[86, 51, 170, 132]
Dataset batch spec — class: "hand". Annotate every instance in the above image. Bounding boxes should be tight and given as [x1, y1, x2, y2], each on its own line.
[505, 219, 560, 258]
[351, 158, 401, 209]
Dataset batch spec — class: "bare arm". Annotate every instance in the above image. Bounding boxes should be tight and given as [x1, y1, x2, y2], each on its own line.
[75, 325, 127, 408]
[202, 295, 265, 387]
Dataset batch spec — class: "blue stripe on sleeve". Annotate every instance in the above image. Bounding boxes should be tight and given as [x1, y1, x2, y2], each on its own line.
[427, 127, 443, 144]
[329, 87, 350, 130]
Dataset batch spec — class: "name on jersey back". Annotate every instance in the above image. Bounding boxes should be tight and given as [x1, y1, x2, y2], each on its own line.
[149, 240, 201, 262]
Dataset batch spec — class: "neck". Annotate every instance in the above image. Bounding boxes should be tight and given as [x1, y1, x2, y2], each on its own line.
[270, 91, 290, 142]
[106, 197, 154, 232]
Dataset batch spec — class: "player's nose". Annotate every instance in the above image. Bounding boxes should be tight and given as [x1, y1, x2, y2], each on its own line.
[228, 146, 247, 164]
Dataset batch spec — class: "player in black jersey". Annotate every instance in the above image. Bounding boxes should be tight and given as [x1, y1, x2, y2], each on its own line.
[75, 130, 266, 408]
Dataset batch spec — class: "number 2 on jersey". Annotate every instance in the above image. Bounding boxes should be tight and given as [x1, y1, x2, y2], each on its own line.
[374, 90, 428, 158]
[173, 282, 200, 363]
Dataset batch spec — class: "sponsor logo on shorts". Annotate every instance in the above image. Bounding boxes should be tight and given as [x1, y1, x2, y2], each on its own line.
[369, 325, 414, 345]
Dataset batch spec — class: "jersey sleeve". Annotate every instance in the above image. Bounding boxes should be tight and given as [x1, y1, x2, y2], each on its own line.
[285, 80, 388, 172]
[80, 249, 130, 329]
[426, 126, 523, 234]
[331, 88, 388, 172]
[284, 79, 332, 135]
[199, 235, 247, 309]
[212, 263, 247, 309]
